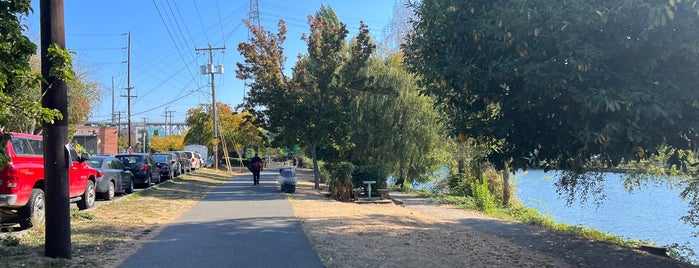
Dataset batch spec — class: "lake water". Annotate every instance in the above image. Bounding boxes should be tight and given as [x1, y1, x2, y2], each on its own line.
[515, 170, 698, 256]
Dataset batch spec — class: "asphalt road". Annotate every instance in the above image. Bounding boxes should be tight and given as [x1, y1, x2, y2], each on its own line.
[118, 169, 323, 268]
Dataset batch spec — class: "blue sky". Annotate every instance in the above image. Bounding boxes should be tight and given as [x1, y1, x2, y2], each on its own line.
[25, 0, 398, 124]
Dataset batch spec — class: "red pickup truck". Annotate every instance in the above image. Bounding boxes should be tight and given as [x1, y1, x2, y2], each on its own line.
[0, 132, 101, 228]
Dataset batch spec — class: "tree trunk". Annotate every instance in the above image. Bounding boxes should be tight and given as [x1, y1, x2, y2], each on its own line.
[310, 140, 320, 189]
[395, 161, 406, 187]
[502, 160, 510, 206]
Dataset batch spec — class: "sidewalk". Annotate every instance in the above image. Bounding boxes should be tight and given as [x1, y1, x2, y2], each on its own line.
[118, 168, 323, 268]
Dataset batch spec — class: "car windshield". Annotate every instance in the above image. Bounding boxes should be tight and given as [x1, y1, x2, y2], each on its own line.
[86, 158, 103, 169]
[116, 155, 143, 166]
[153, 155, 168, 163]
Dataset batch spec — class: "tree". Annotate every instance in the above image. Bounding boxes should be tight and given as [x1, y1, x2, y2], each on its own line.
[0, 1, 61, 132]
[346, 53, 449, 187]
[183, 102, 262, 164]
[150, 134, 184, 152]
[404, 0, 699, 206]
[0, 1, 62, 168]
[237, 5, 376, 189]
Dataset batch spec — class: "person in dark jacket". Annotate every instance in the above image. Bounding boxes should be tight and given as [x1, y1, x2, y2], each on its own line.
[251, 154, 263, 185]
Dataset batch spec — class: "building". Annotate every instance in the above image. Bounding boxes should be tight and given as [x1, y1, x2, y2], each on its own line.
[73, 126, 118, 155]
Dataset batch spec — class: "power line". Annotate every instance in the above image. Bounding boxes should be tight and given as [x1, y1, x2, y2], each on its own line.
[152, 0, 199, 84]
[192, 0, 210, 44]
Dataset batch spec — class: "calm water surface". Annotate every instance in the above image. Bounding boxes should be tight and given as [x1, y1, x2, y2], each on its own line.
[515, 170, 698, 255]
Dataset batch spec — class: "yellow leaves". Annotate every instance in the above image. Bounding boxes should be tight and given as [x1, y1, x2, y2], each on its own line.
[595, 133, 608, 144]
[560, 21, 570, 31]
[665, 6, 675, 21]
[534, 28, 541, 37]
[562, 104, 570, 111]
[595, 10, 608, 23]
[577, 63, 591, 72]
[498, 20, 503, 28]
[517, 49, 528, 57]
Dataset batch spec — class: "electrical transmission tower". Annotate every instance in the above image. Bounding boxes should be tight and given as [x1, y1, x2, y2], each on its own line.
[249, 0, 260, 27]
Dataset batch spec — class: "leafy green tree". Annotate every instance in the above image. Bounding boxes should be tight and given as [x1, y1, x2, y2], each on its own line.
[237, 5, 376, 189]
[347, 53, 449, 187]
[404, 0, 699, 206]
[0, 1, 60, 132]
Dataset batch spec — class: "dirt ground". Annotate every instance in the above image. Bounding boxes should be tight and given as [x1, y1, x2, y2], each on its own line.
[286, 169, 695, 268]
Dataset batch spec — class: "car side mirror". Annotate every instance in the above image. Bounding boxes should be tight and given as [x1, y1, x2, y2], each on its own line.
[81, 153, 90, 161]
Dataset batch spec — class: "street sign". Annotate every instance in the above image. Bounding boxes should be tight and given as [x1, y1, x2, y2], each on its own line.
[210, 138, 220, 146]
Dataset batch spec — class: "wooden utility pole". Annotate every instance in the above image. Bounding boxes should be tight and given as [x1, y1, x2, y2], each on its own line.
[142, 117, 148, 153]
[195, 44, 225, 170]
[40, 0, 71, 259]
[120, 31, 135, 148]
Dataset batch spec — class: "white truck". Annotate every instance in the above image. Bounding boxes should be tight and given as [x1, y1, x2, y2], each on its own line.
[184, 144, 208, 168]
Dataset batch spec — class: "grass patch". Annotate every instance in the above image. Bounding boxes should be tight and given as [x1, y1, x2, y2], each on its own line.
[402, 188, 645, 248]
[0, 168, 240, 267]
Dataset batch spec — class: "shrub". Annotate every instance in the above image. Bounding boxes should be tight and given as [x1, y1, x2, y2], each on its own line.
[352, 164, 389, 192]
[472, 178, 496, 213]
[325, 162, 355, 201]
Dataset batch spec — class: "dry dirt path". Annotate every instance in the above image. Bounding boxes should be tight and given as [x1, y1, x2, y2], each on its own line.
[287, 168, 695, 268]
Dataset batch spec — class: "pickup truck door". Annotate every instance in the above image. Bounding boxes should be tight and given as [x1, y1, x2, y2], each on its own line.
[68, 147, 89, 197]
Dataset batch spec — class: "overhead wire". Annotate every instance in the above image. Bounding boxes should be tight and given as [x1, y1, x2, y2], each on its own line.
[192, 0, 210, 45]
[152, 0, 200, 85]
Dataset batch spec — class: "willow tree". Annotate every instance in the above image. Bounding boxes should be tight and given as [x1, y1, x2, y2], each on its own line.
[237, 5, 375, 189]
[347, 53, 449, 187]
[404, 0, 699, 206]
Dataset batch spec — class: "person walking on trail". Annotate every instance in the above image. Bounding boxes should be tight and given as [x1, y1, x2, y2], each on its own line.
[251, 153, 263, 185]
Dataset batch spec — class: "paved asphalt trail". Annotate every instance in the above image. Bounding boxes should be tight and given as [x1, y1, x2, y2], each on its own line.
[119, 169, 323, 268]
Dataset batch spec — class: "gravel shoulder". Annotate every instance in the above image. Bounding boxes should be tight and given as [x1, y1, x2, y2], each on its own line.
[287, 168, 695, 268]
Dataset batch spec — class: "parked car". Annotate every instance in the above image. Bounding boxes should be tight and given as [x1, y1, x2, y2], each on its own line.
[195, 152, 205, 168]
[86, 155, 135, 200]
[186, 151, 201, 171]
[152, 152, 179, 179]
[205, 155, 213, 168]
[0, 132, 100, 228]
[169, 151, 191, 174]
[115, 153, 161, 188]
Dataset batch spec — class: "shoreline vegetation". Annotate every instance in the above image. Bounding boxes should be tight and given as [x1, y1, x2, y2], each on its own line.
[399, 186, 697, 264]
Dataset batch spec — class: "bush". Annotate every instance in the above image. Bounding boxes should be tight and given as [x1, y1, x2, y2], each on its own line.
[325, 162, 355, 201]
[472, 178, 496, 213]
[352, 164, 389, 190]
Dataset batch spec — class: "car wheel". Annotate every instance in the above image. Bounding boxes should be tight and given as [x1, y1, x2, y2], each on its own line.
[19, 188, 45, 229]
[77, 180, 96, 210]
[99, 181, 115, 200]
[125, 177, 134, 194]
[155, 172, 161, 184]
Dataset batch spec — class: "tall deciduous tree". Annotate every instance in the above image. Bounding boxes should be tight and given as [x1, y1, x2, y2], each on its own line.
[347, 53, 449, 186]
[404, 0, 699, 206]
[238, 5, 375, 189]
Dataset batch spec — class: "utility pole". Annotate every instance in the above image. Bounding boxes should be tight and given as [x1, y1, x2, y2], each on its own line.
[142, 117, 148, 153]
[163, 108, 174, 135]
[196, 44, 225, 170]
[120, 31, 135, 148]
[111, 76, 115, 123]
[40, 0, 71, 259]
[115, 111, 123, 138]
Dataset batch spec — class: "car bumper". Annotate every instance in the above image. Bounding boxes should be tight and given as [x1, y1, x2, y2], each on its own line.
[133, 172, 150, 184]
[95, 176, 110, 192]
[0, 194, 18, 206]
